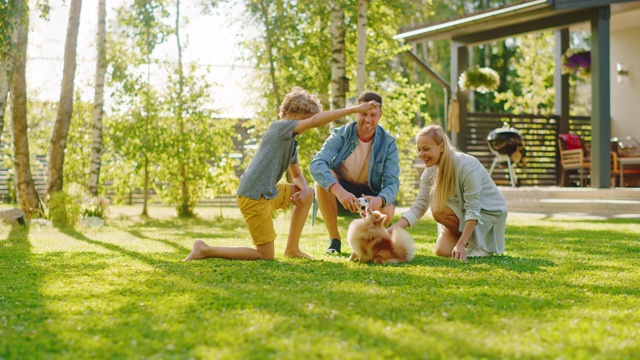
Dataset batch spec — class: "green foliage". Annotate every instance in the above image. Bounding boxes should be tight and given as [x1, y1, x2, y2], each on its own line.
[47, 191, 82, 227]
[0, 0, 47, 57]
[1, 206, 639, 358]
[458, 66, 501, 93]
[101, 1, 241, 215]
[399, 1, 523, 119]
[105, 0, 172, 208]
[242, 0, 333, 117]
[63, 94, 95, 188]
[494, 32, 556, 115]
[383, 82, 428, 204]
[241, 0, 429, 200]
[468, 42, 520, 113]
[155, 62, 240, 216]
[115, 0, 173, 57]
[0, 1, 13, 57]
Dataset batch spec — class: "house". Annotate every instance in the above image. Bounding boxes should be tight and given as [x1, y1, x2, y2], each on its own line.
[395, 0, 640, 188]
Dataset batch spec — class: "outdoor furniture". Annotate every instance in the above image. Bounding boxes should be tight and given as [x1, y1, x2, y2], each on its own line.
[487, 127, 526, 187]
[611, 136, 640, 187]
[558, 134, 590, 187]
[617, 156, 640, 187]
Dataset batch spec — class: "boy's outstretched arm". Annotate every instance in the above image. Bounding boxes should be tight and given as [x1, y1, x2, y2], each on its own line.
[294, 101, 379, 133]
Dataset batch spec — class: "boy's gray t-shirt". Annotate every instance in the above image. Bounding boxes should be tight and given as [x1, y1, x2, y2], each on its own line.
[237, 120, 299, 200]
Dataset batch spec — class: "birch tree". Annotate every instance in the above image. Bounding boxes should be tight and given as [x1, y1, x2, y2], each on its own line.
[330, 2, 346, 112]
[355, 0, 367, 94]
[0, 0, 20, 145]
[174, 0, 191, 216]
[253, 0, 281, 103]
[87, 0, 106, 196]
[0, 63, 10, 141]
[0, 54, 12, 148]
[48, 0, 82, 196]
[9, 0, 44, 217]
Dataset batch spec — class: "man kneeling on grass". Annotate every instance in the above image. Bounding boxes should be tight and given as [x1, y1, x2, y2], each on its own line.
[184, 87, 381, 261]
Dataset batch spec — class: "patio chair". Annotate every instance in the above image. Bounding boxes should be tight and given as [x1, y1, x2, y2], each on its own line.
[558, 134, 590, 187]
[611, 136, 640, 187]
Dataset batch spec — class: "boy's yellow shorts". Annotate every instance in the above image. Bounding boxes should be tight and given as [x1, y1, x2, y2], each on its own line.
[237, 183, 292, 245]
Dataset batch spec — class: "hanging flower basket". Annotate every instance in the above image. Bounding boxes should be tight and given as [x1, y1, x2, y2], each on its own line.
[560, 49, 590, 77]
[458, 66, 501, 94]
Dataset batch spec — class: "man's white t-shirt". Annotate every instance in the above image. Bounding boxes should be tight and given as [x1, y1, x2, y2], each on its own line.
[335, 138, 372, 185]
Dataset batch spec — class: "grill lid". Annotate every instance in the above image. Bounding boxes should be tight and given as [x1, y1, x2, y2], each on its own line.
[487, 127, 526, 161]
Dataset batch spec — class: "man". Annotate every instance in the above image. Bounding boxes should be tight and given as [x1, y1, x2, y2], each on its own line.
[310, 90, 400, 254]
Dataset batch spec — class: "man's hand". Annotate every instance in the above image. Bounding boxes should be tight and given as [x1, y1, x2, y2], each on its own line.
[336, 188, 360, 213]
[361, 195, 384, 211]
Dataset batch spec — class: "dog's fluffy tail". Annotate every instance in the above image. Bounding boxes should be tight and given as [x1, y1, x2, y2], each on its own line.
[392, 228, 416, 262]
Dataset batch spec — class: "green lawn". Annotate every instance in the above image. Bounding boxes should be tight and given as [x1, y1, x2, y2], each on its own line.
[1, 206, 638, 359]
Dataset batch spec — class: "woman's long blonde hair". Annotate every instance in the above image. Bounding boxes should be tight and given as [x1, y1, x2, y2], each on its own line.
[416, 125, 456, 212]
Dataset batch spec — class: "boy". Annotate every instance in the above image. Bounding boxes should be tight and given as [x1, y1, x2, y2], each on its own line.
[184, 87, 380, 261]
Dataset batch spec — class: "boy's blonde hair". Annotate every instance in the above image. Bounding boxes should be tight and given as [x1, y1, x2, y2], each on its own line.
[416, 125, 456, 212]
[279, 87, 322, 119]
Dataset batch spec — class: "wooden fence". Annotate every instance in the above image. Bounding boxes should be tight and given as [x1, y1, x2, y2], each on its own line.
[465, 113, 591, 186]
[0, 114, 593, 206]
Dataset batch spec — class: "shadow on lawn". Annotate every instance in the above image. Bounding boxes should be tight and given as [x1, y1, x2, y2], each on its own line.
[0, 224, 63, 358]
[49, 218, 639, 358]
[46, 226, 535, 358]
[110, 217, 243, 244]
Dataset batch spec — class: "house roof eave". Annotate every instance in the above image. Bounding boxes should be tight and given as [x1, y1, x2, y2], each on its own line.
[394, 0, 551, 43]
[394, 0, 640, 44]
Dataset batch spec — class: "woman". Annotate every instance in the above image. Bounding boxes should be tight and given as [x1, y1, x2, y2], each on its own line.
[389, 125, 508, 261]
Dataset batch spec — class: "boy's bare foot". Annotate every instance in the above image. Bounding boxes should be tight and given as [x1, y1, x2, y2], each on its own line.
[184, 240, 207, 261]
[283, 249, 313, 259]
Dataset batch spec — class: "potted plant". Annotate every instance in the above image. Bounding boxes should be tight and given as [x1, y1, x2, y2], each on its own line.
[458, 66, 501, 93]
[82, 195, 110, 226]
[560, 48, 590, 78]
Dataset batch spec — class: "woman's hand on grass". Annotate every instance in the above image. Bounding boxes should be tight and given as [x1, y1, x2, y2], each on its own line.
[451, 244, 467, 261]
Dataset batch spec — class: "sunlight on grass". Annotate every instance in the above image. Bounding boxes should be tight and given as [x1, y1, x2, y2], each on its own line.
[0, 206, 638, 359]
[28, 225, 181, 254]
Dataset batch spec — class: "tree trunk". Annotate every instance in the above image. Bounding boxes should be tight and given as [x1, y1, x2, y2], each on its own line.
[468, 46, 475, 112]
[142, 61, 150, 217]
[330, 3, 346, 115]
[10, 0, 43, 218]
[87, 0, 106, 196]
[356, 0, 367, 94]
[48, 0, 82, 195]
[0, 60, 11, 142]
[0, 1, 21, 145]
[257, 0, 280, 103]
[143, 153, 149, 216]
[175, 0, 192, 217]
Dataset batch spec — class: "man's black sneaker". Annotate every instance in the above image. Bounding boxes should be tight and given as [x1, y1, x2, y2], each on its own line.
[326, 239, 341, 254]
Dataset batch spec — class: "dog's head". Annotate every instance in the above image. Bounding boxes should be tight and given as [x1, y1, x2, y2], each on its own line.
[363, 207, 387, 227]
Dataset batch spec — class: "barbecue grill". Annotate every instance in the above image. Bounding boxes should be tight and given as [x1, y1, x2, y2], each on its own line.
[487, 127, 526, 187]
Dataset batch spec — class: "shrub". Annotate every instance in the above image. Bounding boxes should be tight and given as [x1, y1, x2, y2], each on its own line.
[83, 195, 110, 219]
[47, 191, 82, 227]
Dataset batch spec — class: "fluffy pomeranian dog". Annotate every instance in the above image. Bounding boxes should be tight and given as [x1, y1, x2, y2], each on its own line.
[346, 208, 416, 264]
